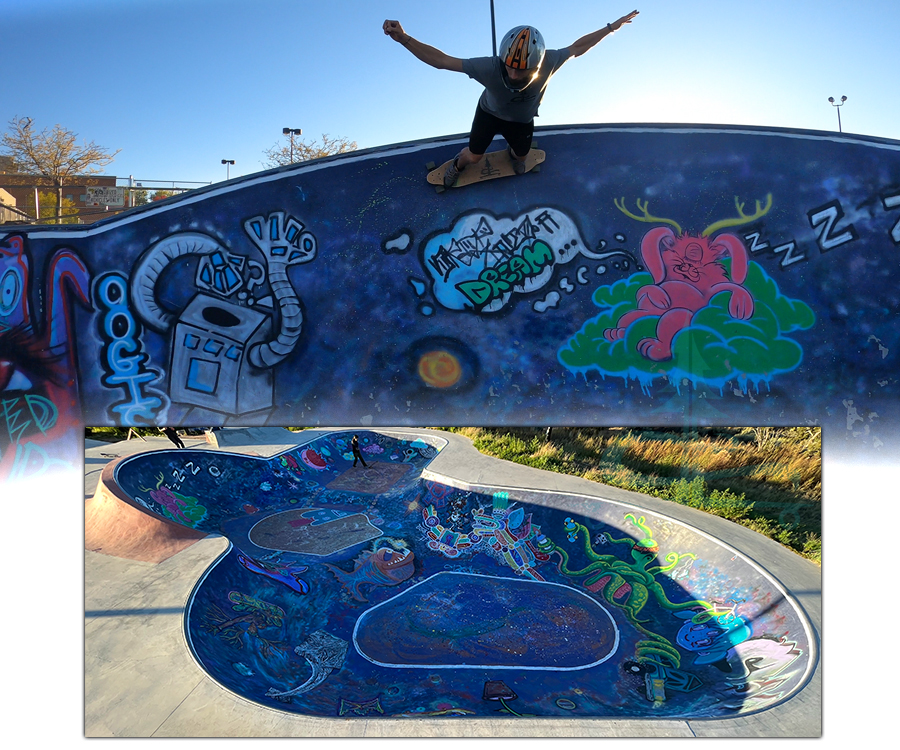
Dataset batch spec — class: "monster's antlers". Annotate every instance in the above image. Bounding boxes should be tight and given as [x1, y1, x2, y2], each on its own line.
[614, 198, 682, 235]
[702, 194, 773, 237]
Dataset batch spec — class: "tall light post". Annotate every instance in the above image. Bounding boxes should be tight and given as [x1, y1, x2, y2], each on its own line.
[490, 0, 497, 55]
[282, 127, 303, 163]
[828, 96, 847, 133]
[221, 159, 234, 179]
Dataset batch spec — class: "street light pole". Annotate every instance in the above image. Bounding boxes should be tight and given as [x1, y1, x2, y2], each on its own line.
[221, 159, 235, 180]
[828, 96, 847, 133]
[282, 127, 302, 163]
[490, 0, 497, 56]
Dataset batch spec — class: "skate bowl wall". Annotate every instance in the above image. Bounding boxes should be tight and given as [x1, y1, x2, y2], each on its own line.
[85, 459, 207, 563]
[3, 123, 899, 483]
[109, 429, 816, 719]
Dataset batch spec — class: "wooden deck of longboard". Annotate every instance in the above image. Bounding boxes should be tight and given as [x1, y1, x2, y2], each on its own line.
[427, 148, 545, 190]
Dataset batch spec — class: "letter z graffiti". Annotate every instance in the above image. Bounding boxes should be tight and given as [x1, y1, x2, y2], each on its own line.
[883, 189, 900, 244]
[807, 200, 858, 252]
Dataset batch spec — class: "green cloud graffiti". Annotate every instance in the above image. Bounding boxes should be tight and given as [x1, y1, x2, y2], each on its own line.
[558, 261, 815, 392]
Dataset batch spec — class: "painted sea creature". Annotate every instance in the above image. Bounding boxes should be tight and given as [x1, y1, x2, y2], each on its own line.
[201, 591, 285, 658]
[674, 605, 752, 670]
[718, 636, 803, 710]
[237, 553, 310, 594]
[301, 448, 328, 470]
[538, 514, 726, 675]
[323, 544, 415, 602]
[266, 630, 349, 701]
[232, 662, 255, 676]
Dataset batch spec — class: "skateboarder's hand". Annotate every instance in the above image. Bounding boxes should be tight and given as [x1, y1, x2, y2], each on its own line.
[612, 10, 639, 31]
[383, 20, 408, 43]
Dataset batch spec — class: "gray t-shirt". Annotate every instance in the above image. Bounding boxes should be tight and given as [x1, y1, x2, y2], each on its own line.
[462, 48, 572, 123]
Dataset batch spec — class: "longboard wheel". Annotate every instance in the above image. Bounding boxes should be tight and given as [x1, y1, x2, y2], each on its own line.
[426, 161, 436, 170]
[533, 165, 541, 173]
[435, 185, 445, 194]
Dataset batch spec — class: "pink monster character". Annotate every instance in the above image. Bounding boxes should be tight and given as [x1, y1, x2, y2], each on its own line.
[604, 196, 771, 361]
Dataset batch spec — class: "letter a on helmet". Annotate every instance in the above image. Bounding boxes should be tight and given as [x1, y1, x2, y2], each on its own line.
[500, 26, 546, 70]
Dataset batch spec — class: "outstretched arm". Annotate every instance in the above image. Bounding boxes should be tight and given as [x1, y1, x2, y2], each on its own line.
[383, 20, 464, 72]
[568, 9, 639, 58]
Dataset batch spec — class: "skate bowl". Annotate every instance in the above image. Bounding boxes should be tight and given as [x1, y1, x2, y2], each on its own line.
[110, 429, 817, 720]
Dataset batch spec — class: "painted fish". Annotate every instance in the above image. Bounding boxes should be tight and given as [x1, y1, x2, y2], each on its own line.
[674, 607, 751, 668]
[324, 546, 415, 602]
[237, 553, 310, 595]
[301, 448, 328, 470]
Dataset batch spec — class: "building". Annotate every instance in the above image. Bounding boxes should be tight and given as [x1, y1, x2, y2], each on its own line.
[0, 155, 132, 224]
[0, 187, 22, 223]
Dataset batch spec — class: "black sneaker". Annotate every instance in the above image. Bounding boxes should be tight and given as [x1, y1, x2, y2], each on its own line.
[509, 147, 527, 175]
[443, 156, 464, 187]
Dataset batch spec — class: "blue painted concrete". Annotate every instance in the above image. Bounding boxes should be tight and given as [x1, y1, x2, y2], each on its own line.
[111, 430, 815, 719]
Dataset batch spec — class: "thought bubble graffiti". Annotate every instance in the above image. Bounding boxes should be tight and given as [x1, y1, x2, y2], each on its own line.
[421, 209, 599, 313]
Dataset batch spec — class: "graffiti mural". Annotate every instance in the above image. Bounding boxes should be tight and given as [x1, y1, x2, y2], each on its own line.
[0, 233, 91, 483]
[421, 208, 602, 313]
[4, 124, 900, 481]
[110, 430, 816, 718]
[558, 196, 817, 392]
[125, 211, 317, 424]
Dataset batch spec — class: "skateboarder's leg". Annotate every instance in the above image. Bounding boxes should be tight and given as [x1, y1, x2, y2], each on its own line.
[462, 105, 502, 166]
[455, 147, 483, 169]
[445, 105, 496, 186]
[503, 119, 534, 161]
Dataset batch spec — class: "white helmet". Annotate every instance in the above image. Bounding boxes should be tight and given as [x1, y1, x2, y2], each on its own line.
[499, 26, 546, 71]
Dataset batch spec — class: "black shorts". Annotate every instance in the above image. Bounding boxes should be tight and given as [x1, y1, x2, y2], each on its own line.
[468, 104, 534, 157]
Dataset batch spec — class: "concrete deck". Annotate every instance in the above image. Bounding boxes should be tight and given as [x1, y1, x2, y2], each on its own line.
[83, 427, 822, 739]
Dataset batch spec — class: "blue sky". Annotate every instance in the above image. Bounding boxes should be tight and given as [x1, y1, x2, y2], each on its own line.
[2, 0, 897, 186]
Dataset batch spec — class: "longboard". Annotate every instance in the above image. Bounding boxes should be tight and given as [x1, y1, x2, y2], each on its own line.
[427, 147, 545, 191]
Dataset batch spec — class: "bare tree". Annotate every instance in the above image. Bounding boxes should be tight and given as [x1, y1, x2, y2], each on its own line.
[262, 133, 357, 168]
[1, 116, 120, 224]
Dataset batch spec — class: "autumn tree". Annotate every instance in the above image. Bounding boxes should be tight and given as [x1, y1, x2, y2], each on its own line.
[1, 116, 120, 224]
[262, 133, 357, 168]
[127, 188, 149, 207]
[27, 191, 80, 224]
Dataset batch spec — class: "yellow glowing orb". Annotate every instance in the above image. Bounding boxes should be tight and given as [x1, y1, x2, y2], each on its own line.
[417, 350, 462, 388]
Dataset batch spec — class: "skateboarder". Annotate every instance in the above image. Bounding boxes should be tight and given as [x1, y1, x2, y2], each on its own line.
[383, 10, 639, 187]
[160, 427, 185, 449]
[351, 434, 368, 468]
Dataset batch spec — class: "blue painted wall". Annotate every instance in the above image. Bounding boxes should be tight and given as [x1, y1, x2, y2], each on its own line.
[2, 124, 899, 481]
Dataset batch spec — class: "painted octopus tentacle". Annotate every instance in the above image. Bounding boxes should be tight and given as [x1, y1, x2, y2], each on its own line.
[635, 639, 682, 667]
[647, 552, 696, 576]
[646, 580, 715, 613]
[572, 521, 606, 562]
[570, 520, 631, 561]
[551, 546, 612, 578]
